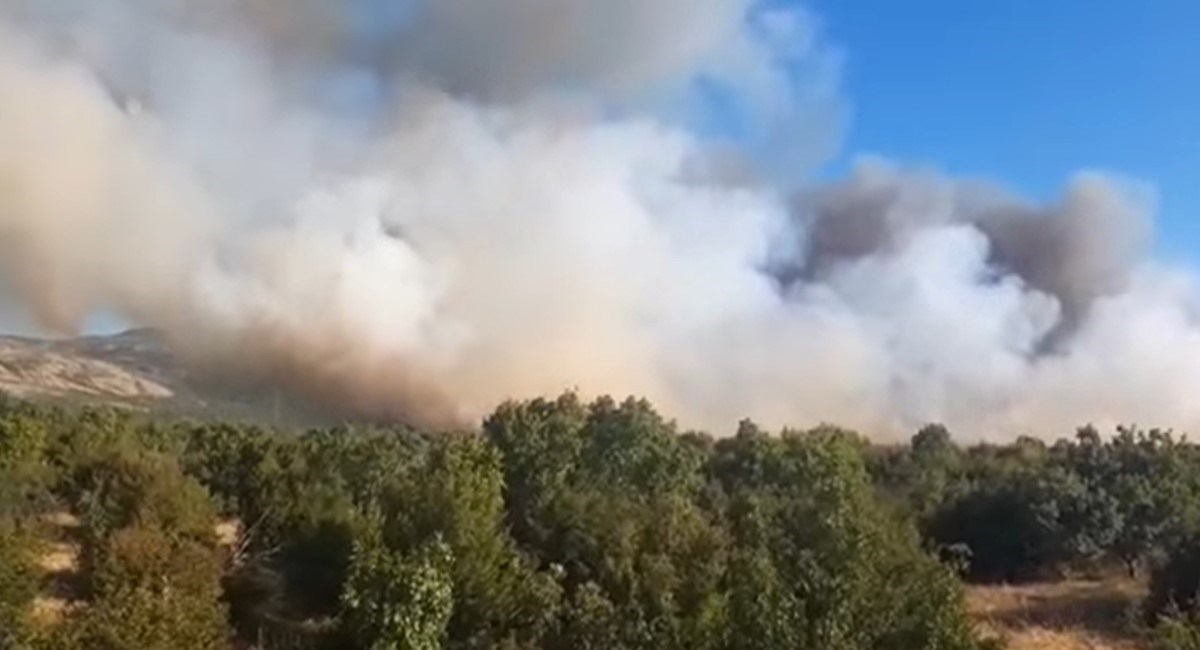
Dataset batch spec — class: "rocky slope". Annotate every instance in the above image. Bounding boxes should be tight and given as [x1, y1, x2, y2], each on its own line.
[0, 329, 298, 423]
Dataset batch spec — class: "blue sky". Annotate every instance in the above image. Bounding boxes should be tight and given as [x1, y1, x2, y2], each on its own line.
[809, 0, 1200, 263]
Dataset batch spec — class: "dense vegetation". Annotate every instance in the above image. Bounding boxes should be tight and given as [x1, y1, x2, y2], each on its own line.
[871, 424, 1200, 649]
[5, 394, 1200, 649]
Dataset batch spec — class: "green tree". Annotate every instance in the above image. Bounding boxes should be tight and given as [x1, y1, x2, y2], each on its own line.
[720, 427, 979, 650]
[1100, 428, 1198, 577]
[386, 436, 561, 649]
[0, 404, 51, 517]
[484, 394, 587, 550]
[551, 581, 623, 650]
[723, 546, 800, 650]
[72, 524, 229, 650]
[0, 521, 39, 649]
[343, 519, 455, 650]
[70, 449, 215, 551]
[907, 424, 964, 521]
[578, 397, 702, 499]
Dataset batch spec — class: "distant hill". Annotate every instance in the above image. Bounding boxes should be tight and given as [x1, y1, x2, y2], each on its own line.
[0, 329, 313, 425]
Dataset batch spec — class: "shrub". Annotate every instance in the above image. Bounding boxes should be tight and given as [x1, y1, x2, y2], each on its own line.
[68, 524, 229, 650]
[1152, 614, 1200, 650]
[0, 521, 39, 649]
[342, 524, 455, 650]
[1149, 536, 1200, 623]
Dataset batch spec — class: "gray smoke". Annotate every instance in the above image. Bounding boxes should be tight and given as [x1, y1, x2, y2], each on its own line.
[782, 162, 1153, 337]
[0, 0, 1196, 440]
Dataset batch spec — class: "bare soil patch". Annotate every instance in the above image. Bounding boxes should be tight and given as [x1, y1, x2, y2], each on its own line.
[967, 578, 1148, 650]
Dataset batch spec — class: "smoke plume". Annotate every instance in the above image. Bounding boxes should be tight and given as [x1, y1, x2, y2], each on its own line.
[0, 0, 1196, 440]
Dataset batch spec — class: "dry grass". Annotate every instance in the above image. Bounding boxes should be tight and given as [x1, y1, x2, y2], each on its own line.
[28, 510, 85, 630]
[215, 519, 241, 548]
[0, 340, 173, 400]
[36, 542, 80, 575]
[28, 597, 81, 627]
[39, 511, 81, 529]
[967, 578, 1149, 649]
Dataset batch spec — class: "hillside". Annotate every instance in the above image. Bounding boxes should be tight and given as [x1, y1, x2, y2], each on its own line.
[0, 329, 300, 424]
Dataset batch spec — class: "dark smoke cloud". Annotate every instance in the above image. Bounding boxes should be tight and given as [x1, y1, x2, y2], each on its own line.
[781, 162, 1152, 339]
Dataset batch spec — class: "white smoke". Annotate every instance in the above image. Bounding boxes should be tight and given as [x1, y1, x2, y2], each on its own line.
[0, 0, 1196, 440]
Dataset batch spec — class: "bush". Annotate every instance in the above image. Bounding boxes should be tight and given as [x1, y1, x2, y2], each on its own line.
[0, 404, 51, 517]
[1148, 536, 1200, 623]
[342, 521, 455, 650]
[72, 450, 216, 545]
[1152, 614, 1200, 650]
[68, 524, 230, 650]
[732, 427, 979, 650]
[0, 394, 1003, 650]
[0, 521, 39, 649]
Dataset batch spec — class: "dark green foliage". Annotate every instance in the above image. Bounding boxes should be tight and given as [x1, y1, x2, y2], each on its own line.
[1149, 535, 1200, 622]
[387, 435, 562, 649]
[70, 524, 230, 650]
[343, 517, 454, 650]
[0, 394, 1017, 650]
[8, 394, 1200, 647]
[0, 520, 39, 649]
[928, 466, 1096, 582]
[871, 424, 1200, 584]
[72, 449, 216, 545]
[0, 400, 52, 518]
[863, 422, 1200, 643]
[485, 394, 588, 549]
[1147, 538, 1200, 649]
[55, 436, 231, 650]
[714, 426, 979, 650]
[1152, 613, 1200, 650]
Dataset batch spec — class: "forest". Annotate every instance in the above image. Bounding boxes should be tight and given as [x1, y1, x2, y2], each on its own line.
[4, 394, 1200, 649]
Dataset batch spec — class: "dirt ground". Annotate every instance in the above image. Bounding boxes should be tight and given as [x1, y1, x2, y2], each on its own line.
[967, 578, 1149, 650]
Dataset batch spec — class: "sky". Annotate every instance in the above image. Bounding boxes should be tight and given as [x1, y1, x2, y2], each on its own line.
[8, 0, 1200, 337]
[810, 0, 1200, 264]
[7, 0, 1200, 434]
